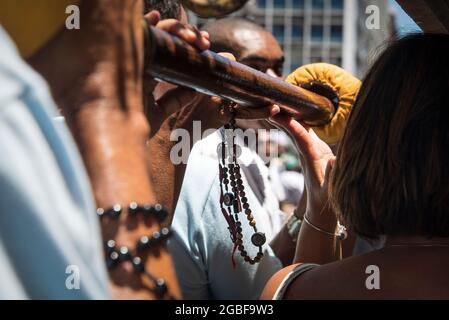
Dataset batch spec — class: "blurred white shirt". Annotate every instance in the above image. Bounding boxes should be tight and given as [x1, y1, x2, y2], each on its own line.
[0, 27, 109, 299]
[168, 129, 284, 299]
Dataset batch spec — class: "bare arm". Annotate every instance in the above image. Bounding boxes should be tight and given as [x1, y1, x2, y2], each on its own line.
[271, 115, 341, 265]
[261, 113, 342, 299]
[269, 190, 307, 266]
[269, 224, 297, 266]
[29, 0, 180, 299]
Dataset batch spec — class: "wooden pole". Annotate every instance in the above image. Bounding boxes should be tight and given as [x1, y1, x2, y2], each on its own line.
[144, 26, 335, 126]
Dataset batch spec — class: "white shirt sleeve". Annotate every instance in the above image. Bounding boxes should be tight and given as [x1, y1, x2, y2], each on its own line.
[0, 27, 110, 299]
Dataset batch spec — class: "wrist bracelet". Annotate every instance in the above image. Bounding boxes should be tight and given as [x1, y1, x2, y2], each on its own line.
[303, 214, 347, 240]
[286, 213, 302, 242]
[97, 202, 168, 223]
[98, 202, 172, 298]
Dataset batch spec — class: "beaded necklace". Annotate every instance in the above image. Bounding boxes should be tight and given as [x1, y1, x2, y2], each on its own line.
[217, 107, 266, 266]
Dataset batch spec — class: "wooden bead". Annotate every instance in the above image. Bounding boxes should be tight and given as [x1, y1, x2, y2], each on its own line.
[106, 204, 122, 219]
[223, 193, 234, 206]
[251, 232, 267, 247]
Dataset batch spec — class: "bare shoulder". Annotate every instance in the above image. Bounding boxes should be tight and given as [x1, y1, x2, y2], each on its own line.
[260, 264, 301, 300]
[260, 253, 379, 300]
[283, 248, 449, 299]
[283, 252, 384, 299]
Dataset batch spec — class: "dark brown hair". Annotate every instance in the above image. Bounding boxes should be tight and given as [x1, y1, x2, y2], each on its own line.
[330, 33, 449, 239]
[144, 0, 181, 20]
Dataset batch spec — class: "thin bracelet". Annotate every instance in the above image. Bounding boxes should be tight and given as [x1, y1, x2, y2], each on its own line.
[303, 214, 347, 240]
[286, 213, 302, 242]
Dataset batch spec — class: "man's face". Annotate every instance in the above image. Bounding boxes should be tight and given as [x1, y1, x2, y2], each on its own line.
[232, 28, 285, 78]
[230, 27, 284, 130]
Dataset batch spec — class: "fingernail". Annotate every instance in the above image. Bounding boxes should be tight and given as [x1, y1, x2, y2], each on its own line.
[203, 39, 210, 48]
[182, 29, 196, 39]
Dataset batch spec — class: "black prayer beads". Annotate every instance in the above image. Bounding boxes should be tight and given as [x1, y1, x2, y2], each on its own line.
[98, 202, 172, 298]
[218, 107, 266, 265]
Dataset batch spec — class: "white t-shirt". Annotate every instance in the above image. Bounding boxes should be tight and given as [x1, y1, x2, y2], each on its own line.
[168, 130, 284, 299]
[0, 27, 110, 299]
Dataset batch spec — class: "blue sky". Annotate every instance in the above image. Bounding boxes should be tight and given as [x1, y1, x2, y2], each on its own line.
[389, 0, 422, 35]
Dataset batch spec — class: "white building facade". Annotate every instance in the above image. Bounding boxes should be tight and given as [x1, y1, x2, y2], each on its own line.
[189, 0, 395, 77]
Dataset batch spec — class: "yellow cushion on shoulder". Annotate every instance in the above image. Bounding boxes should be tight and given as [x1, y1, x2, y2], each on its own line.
[286, 63, 361, 145]
[0, 0, 80, 58]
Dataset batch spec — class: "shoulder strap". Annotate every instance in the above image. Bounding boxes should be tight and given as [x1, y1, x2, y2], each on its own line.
[272, 263, 319, 300]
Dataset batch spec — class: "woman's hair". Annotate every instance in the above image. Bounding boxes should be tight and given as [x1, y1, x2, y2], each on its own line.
[330, 33, 449, 239]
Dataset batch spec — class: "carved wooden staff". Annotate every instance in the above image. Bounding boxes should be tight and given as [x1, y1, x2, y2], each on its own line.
[144, 25, 335, 126]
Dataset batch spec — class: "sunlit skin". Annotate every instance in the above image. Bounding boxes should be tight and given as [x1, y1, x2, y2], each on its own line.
[233, 28, 285, 77]
[204, 19, 285, 77]
[24, 2, 222, 299]
[28, 1, 182, 299]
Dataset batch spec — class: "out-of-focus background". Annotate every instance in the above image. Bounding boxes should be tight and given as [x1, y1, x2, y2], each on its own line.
[189, 0, 421, 78]
[185, 0, 422, 213]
